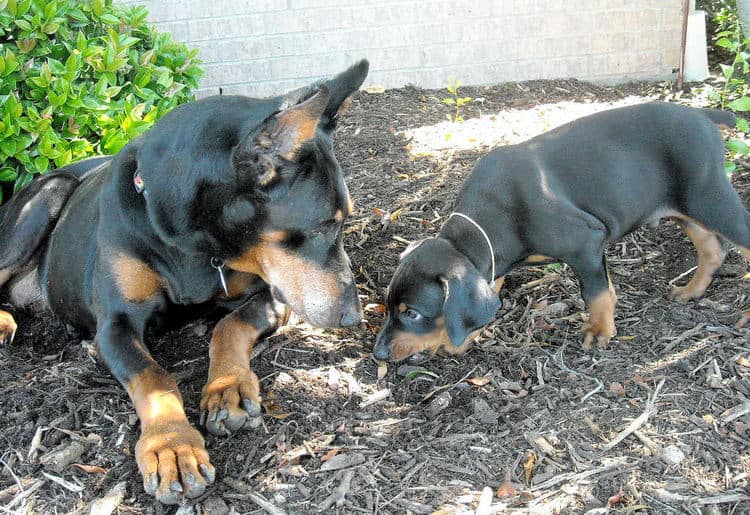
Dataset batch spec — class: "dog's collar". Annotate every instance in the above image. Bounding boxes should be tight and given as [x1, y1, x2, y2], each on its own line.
[443, 212, 496, 288]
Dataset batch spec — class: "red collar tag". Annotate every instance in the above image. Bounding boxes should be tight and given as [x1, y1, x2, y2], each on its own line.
[133, 171, 145, 193]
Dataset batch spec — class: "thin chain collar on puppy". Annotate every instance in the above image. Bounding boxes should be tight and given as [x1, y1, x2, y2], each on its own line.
[444, 212, 496, 288]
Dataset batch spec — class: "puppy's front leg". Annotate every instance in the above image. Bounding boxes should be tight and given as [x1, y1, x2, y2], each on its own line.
[97, 316, 215, 504]
[570, 254, 617, 349]
[201, 288, 288, 435]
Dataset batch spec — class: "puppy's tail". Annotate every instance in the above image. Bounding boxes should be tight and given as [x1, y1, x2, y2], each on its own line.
[700, 108, 737, 129]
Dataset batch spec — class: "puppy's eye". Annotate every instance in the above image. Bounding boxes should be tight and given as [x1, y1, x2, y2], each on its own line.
[404, 308, 423, 321]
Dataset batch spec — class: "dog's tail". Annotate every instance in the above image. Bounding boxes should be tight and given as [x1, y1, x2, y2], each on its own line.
[700, 108, 737, 129]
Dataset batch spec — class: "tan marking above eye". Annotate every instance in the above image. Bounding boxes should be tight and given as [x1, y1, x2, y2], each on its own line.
[397, 303, 407, 313]
[112, 253, 165, 302]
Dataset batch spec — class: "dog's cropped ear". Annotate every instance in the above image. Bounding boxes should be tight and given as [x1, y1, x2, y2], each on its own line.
[271, 85, 330, 160]
[440, 271, 501, 348]
[319, 59, 369, 132]
[231, 86, 331, 185]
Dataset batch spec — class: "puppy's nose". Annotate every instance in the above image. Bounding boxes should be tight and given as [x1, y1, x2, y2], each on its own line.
[372, 336, 391, 361]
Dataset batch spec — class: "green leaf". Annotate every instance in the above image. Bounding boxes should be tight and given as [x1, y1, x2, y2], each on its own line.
[33, 155, 49, 173]
[442, 98, 455, 105]
[725, 161, 737, 175]
[729, 97, 750, 111]
[716, 37, 734, 49]
[727, 139, 749, 154]
[720, 63, 735, 79]
[0, 139, 15, 157]
[0, 168, 17, 182]
[404, 369, 439, 381]
[99, 13, 120, 25]
[14, 18, 31, 30]
[737, 118, 749, 133]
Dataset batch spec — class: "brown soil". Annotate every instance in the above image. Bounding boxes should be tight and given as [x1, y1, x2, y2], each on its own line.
[1, 78, 750, 514]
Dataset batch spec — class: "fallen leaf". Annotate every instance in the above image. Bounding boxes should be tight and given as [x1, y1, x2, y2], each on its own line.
[523, 450, 536, 485]
[262, 396, 293, 420]
[363, 85, 386, 94]
[372, 207, 385, 219]
[365, 303, 386, 315]
[618, 335, 637, 341]
[389, 208, 403, 221]
[519, 366, 529, 380]
[466, 376, 491, 387]
[607, 488, 624, 507]
[377, 362, 388, 380]
[320, 448, 340, 462]
[71, 463, 106, 474]
[496, 480, 517, 498]
[703, 414, 716, 425]
[737, 355, 750, 368]
[609, 382, 626, 398]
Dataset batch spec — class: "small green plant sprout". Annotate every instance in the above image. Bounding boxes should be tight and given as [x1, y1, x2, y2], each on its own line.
[725, 114, 750, 175]
[443, 76, 472, 123]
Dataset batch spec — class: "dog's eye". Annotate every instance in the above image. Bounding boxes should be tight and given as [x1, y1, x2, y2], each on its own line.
[403, 308, 423, 321]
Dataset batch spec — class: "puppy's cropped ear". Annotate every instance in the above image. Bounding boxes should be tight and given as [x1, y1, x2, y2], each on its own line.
[440, 271, 501, 348]
[231, 86, 331, 186]
[400, 238, 429, 260]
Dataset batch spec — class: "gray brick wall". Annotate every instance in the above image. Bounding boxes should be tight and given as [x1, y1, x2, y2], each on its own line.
[121, 0, 683, 98]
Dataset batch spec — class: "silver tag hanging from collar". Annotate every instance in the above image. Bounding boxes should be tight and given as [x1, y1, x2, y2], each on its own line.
[210, 258, 229, 296]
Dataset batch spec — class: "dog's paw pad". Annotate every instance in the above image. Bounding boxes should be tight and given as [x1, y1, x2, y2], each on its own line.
[200, 369, 261, 436]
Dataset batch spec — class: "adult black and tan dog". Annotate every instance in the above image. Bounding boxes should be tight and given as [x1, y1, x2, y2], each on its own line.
[0, 60, 368, 503]
[373, 102, 750, 362]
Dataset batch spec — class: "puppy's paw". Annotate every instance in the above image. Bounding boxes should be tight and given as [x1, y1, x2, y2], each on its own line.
[668, 284, 704, 304]
[135, 420, 215, 504]
[200, 368, 261, 436]
[0, 310, 17, 344]
[582, 315, 616, 350]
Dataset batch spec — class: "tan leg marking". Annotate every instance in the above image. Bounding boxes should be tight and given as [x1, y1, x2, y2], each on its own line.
[200, 315, 262, 435]
[583, 281, 617, 350]
[493, 276, 505, 294]
[670, 220, 726, 303]
[0, 310, 17, 344]
[736, 246, 750, 328]
[128, 366, 214, 504]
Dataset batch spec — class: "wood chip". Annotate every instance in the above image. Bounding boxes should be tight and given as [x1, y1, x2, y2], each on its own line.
[319, 452, 365, 471]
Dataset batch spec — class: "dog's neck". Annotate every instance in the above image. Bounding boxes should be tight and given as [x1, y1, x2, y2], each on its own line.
[438, 216, 497, 283]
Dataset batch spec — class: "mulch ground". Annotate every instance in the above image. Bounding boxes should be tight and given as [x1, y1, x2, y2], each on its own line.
[2, 77, 750, 514]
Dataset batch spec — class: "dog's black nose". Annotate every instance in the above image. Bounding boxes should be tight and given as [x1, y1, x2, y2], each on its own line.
[372, 338, 391, 361]
[339, 308, 362, 327]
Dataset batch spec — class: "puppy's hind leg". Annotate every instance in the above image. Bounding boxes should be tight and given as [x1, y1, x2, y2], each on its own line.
[0, 173, 80, 342]
[669, 219, 726, 303]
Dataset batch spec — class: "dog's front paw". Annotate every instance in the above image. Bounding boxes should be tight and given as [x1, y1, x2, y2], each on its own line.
[0, 310, 17, 344]
[582, 314, 616, 350]
[135, 421, 215, 504]
[200, 367, 261, 436]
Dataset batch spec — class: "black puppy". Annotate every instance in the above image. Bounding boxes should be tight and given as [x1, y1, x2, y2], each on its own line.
[374, 102, 748, 362]
[0, 60, 368, 503]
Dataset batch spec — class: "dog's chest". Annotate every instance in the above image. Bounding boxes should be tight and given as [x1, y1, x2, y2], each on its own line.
[160, 261, 222, 305]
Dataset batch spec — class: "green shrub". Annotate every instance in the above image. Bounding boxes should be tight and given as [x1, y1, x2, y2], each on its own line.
[0, 0, 203, 202]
